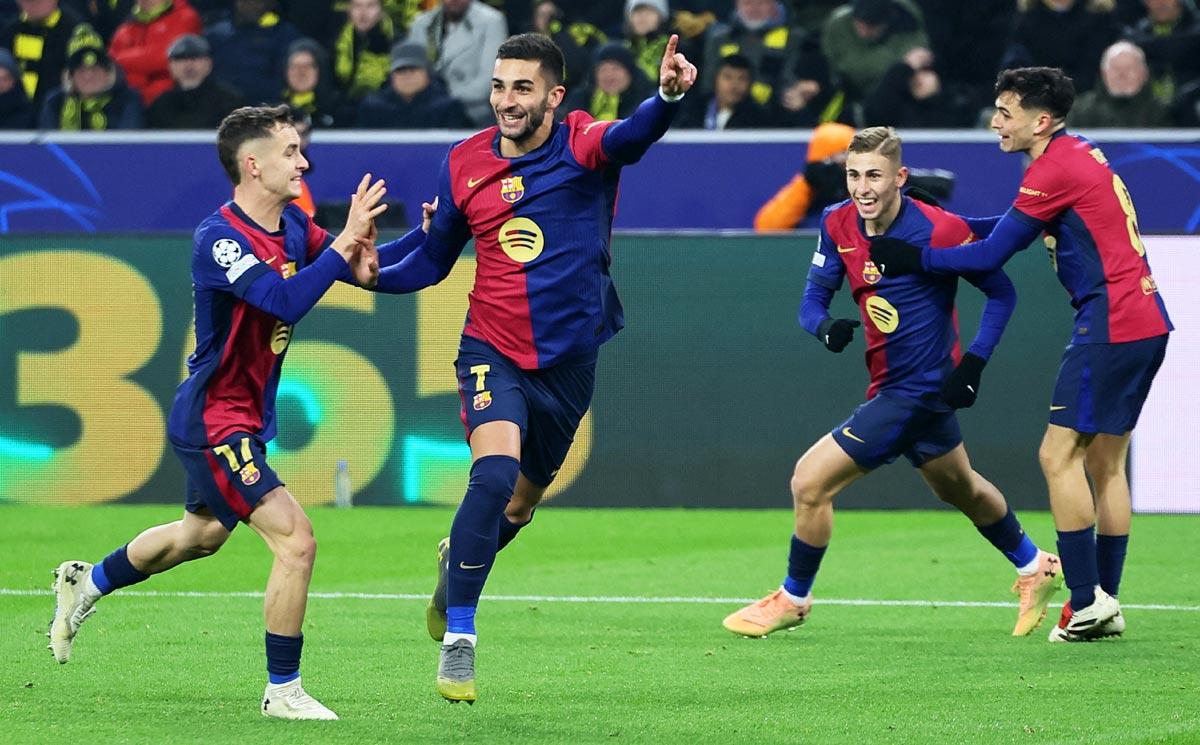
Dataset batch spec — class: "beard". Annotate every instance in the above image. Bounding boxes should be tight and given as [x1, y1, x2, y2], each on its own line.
[498, 97, 550, 144]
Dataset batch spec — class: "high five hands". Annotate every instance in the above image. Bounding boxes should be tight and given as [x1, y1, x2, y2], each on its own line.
[335, 173, 387, 289]
[660, 34, 698, 97]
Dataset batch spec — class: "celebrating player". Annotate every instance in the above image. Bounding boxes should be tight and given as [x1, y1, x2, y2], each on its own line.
[723, 127, 1062, 640]
[49, 105, 385, 719]
[869, 68, 1172, 642]
[369, 32, 696, 703]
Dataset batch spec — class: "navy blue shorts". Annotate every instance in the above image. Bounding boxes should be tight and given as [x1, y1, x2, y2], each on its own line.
[830, 392, 963, 470]
[1049, 334, 1168, 435]
[173, 432, 283, 531]
[456, 335, 596, 487]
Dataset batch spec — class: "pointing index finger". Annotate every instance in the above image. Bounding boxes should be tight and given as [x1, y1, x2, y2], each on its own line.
[664, 34, 678, 62]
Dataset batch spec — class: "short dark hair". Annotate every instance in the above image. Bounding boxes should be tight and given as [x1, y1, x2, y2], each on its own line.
[496, 33, 565, 87]
[216, 104, 294, 185]
[718, 53, 754, 76]
[995, 67, 1075, 120]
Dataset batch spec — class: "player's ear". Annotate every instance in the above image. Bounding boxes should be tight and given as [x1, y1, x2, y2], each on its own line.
[895, 165, 909, 188]
[547, 83, 566, 109]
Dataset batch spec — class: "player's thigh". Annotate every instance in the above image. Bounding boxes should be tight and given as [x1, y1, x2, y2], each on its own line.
[246, 486, 314, 555]
[518, 358, 596, 490]
[457, 337, 528, 461]
[1038, 423, 1093, 472]
[916, 442, 975, 500]
[173, 433, 284, 532]
[792, 433, 868, 504]
[1084, 431, 1132, 483]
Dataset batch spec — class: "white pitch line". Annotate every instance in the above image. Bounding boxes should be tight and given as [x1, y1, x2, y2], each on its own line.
[2, 588, 1197, 612]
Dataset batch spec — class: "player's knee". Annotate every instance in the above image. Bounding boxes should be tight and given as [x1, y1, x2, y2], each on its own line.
[1084, 450, 1125, 485]
[273, 519, 317, 572]
[1037, 439, 1069, 476]
[790, 468, 831, 510]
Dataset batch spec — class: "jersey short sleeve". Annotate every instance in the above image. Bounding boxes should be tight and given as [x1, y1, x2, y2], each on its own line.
[1012, 158, 1075, 225]
[807, 212, 846, 290]
[566, 110, 615, 171]
[193, 225, 271, 296]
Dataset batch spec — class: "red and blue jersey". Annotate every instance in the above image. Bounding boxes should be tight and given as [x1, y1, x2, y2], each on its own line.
[809, 197, 1012, 400]
[167, 202, 332, 448]
[431, 110, 625, 369]
[1007, 131, 1172, 344]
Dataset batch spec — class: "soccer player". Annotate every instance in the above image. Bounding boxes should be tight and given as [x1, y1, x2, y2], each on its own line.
[48, 105, 386, 719]
[722, 127, 1062, 640]
[869, 68, 1172, 642]
[369, 32, 696, 703]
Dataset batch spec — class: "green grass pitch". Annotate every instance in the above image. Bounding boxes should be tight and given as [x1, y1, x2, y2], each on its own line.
[2, 505, 1198, 744]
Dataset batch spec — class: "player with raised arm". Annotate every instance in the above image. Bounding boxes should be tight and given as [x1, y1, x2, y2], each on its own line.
[869, 68, 1172, 642]
[48, 105, 385, 719]
[370, 32, 696, 703]
[722, 127, 1061, 640]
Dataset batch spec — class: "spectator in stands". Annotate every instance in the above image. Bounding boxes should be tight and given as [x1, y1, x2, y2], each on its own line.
[561, 40, 652, 120]
[702, 0, 812, 110]
[528, 0, 606, 87]
[914, 0, 1012, 108]
[1170, 77, 1200, 126]
[206, 0, 299, 105]
[861, 45, 975, 128]
[754, 121, 855, 231]
[407, 0, 506, 125]
[146, 33, 243, 128]
[1070, 40, 1171, 127]
[1122, 0, 1200, 105]
[63, 0, 133, 42]
[39, 28, 143, 128]
[679, 52, 773, 129]
[0, 0, 82, 109]
[622, 0, 669, 83]
[550, 0, 624, 36]
[0, 46, 35, 127]
[282, 37, 348, 127]
[1001, 0, 1121, 95]
[821, 0, 929, 106]
[108, 0, 202, 106]
[355, 39, 470, 127]
[333, 0, 396, 102]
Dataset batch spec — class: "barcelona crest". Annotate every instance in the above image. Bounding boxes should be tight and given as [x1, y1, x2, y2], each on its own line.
[500, 176, 525, 204]
[239, 462, 261, 486]
[862, 261, 882, 285]
[473, 391, 493, 411]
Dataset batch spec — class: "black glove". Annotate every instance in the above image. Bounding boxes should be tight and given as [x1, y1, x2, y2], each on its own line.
[869, 236, 924, 277]
[904, 185, 941, 207]
[817, 318, 861, 353]
[940, 352, 987, 408]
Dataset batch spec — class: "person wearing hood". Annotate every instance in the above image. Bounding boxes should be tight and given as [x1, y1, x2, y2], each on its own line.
[820, 0, 929, 104]
[355, 39, 471, 127]
[281, 37, 349, 127]
[146, 33, 244, 128]
[1069, 40, 1172, 127]
[700, 0, 814, 110]
[39, 31, 144, 129]
[622, 0, 671, 83]
[0, 47, 36, 127]
[754, 121, 856, 231]
[561, 40, 654, 120]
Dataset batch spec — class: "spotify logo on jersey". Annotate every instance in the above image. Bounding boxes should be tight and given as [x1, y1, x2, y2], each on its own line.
[865, 295, 900, 334]
[497, 217, 544, 263]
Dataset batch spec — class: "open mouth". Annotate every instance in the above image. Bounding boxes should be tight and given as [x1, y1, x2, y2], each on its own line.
[499, 110, 525, 126]
[855, 196, 878, 209]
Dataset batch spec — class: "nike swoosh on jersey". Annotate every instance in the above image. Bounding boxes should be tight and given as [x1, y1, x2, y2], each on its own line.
[841, 427, 866, 444]
[467, 176, 484, 188]
[1050, 405, 1067, 411]
[837, 245, 857, 253]
[265, 256, 277, 265]
[459, 562, 486, 570]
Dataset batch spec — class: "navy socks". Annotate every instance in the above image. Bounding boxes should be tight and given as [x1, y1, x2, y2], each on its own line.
[976, 508, 1040, 569]
[265, 632, 303, 685]
[782, 535, 827, 599]
[90, 545, 149, 595]
[1057, 525, 1099, 609]
[1096, 533, 1129, 598]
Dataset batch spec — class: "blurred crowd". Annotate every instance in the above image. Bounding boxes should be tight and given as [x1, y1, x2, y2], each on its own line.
[1, 0, 1198, 131]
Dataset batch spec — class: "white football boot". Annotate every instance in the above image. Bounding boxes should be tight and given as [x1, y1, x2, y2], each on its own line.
[262, 678, 339, 720]
[49, 560, 99, 663]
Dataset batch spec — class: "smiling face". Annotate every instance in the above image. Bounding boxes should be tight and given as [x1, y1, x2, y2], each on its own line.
[490, 57, 564, 147]
[845, 150, 906, 225]
[990, 90, 1047, 154]
[240, 123, 308, 199]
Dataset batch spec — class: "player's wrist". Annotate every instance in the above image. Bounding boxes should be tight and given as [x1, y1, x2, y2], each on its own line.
[658, 86, 685, 103]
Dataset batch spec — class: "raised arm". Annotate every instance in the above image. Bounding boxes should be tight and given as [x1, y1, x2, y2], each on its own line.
[601, 34, 696, 165]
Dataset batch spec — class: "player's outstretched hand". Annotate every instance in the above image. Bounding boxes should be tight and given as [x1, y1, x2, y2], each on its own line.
[869, 236, 923, 277]
[351, 219, 380, 288]
[334, 173, 388, 258]
[817, 318, 861, 353]
[940, 352, 986, 408]
[660, 34, 697, 97]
